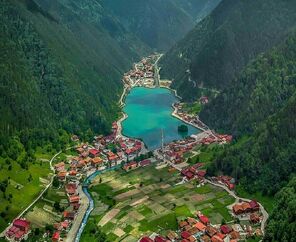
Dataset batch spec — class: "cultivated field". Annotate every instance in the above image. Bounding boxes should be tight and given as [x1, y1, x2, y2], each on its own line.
[0, 159, 51, 231]
[81, 164, 235, 241]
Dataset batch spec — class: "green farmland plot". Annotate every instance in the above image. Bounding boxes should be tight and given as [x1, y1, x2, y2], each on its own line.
[81, 164, 235, 241]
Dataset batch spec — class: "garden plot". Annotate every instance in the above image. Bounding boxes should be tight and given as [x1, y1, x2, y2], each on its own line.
[82, 164, 235, 241]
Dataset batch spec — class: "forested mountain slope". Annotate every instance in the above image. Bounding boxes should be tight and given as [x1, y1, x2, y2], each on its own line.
[160, 0, 296, 100]
[0, 0, 148, 159]
[200, 33, 296, 135]
[264, 177, 296, 241]
[208, 91, 296, 195]
[205, 32, 296, 197]
[100, 0, 221, 51]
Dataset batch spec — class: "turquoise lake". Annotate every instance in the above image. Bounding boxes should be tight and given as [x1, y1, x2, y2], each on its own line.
[122, 87, 200, 150]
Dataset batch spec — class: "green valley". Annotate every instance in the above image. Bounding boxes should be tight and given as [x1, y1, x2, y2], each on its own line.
[1, 0, 296, 241]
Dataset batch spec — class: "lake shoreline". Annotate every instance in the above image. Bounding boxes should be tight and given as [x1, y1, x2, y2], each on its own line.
[120, 87, 200, 150]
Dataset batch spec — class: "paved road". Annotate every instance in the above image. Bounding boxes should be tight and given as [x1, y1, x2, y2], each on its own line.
[154, 152, 269, 235]
[65, 185, 89, 242]
[154, 54, 163, 87]
[0, 146, 76, 237]
[206, 179, 269, 234]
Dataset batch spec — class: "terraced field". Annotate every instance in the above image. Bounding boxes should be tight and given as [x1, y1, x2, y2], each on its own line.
[81, 164, 235, 241]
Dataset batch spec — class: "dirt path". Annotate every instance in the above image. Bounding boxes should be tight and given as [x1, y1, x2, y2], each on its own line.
[0, 146, 76, 237]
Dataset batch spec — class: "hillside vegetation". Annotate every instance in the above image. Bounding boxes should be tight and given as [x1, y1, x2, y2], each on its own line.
[0, 0, 148, 228]
[200, 33, 296, 135]
[264, 177, 296, 241]
[160, 0, 296, 100]
[101, 0, 221, 51]
[200, 32, 296, 218]
[201, 33, 296, 241]
[1, 0, 147, 145]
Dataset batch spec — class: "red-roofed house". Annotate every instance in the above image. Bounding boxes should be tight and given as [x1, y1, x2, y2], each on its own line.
[72, 202, 80, 211]
[195, 221, 206, 231]
[140, 237, 153, 242]
[69, 195, 80, 203]
[69, 170, 78, 176]
[250, 213, 260, 224]
[63, 211, 75, 220]
[198, 215, 210, 225]
[52, 231, 60, 242]
[13, 219, 30, 232]
[54, 162, 65, 172]
[58, 171, 67, 181]
[154, 235, 167, 242]
[89, 149, 100, 158]
[6, 219, 30, 241]
[107, 152, 118, 162]
[65, 183, 77, 195]
[181, 231, 191, 239]
[140, 159, 151, 167]
[61, 221, 70, 230]
[225, 181, 235, 190]
[206, 226, 217, 237]
[220, 225, 232, 234]
[181, 169, 195, 180]
[249, 200, 260, 211]
[197, 170, 206, 177]
[92, 157, 103, 166]
[211, 235, 223, 242]
[123, 161, 137, 171]
[242, 202, 252, 213]
[179, 220, 188, 228]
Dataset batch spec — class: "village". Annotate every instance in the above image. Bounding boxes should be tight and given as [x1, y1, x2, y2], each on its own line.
[122, 54, 161, 89]
[3, 55, 267, 242]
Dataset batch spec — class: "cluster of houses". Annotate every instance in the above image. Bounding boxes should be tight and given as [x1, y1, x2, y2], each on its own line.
[232, 200, 262, 224]
[5, 219, 30, 242]
[49, 182, 80, 242]
[138, 210, 240, 242]
[51, 163, 81, 241]
[160, 137, 199, 164]
[123, 54, 160, 88]
[140, 207, 263, 242]
[123, 159, 152, 172]
[172, 104, 233, 146]
[211, 176, 236, 190]
[180, 163, 207, 182]
[172, 103, 209, 131]
[50, 132, 146, 241]
[200, 134, 232, 146]
[56, 134, 145, 182]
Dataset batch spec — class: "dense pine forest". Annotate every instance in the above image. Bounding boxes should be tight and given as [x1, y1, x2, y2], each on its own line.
[200, 33, 296, 136]
[0, 0, 148, 161]
[264, 177, 296, 241]
[0, 0, 146, 227]
[100, 0, 221, 51]
[160, 0, 296, 100]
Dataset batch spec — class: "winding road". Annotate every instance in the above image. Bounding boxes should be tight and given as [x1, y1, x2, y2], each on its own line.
[0, 146, 76, 238]
[206, 179, 269, 234]
[155, 155, 269, 235]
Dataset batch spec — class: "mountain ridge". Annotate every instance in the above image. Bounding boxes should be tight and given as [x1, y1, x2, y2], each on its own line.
[160, 0, 296, 100]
